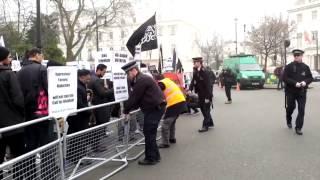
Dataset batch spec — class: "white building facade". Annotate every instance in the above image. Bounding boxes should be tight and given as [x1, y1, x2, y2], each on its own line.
[58, 0, 201, 72]
[288, 0, 320, 70]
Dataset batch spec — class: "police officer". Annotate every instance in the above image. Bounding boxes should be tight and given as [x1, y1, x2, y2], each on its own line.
[122, 61, 166, 165]
[283, 49, 313, 135]
[189, 57, 214, 132]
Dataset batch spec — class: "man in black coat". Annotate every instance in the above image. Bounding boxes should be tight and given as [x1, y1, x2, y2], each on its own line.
[67, 69, 92, 134]
[189, 57, 214, 132]
[88, 64, 114, 125]
[283, 49, 313, 135]
[17, 48, 50, 151]
[122, 61, 166, 165]
[66, 69, 92, 164]
[222, 68, 236, 104]
[0, 47, 25, 179]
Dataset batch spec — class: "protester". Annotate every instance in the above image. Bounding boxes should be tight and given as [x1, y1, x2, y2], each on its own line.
[88, 64, 114, 125]
[122, 61, 166, 165]
[0, 47, 25, 179]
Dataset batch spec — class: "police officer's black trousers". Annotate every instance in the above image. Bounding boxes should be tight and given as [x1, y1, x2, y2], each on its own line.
[286, 92, 306, 130]
[143, 105, 165, 161]
[199, 101, 214, 128]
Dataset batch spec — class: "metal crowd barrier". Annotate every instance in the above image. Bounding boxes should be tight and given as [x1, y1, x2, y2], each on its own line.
[0, 116, 65, 180]
[0, 100, 163, 180]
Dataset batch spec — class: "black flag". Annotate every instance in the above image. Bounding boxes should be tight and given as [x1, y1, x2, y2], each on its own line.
[158, 44, 163, 73]
[126, 14, 158, 57]
[172, 48, 176, 72]
[176, 58, 183, 73]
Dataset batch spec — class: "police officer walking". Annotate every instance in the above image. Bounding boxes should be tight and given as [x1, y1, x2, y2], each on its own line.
[122, 61, 166, 165]
[189, 57, 214, 132]
[283, 49, 313, 135]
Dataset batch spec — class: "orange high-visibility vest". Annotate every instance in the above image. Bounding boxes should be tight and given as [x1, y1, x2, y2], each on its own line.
[160, 78, 186, 108]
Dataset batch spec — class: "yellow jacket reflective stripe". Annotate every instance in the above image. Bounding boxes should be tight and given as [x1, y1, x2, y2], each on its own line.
[160, 78, 185, 108]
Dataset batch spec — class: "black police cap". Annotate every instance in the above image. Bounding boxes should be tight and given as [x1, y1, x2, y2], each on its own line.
[292, 49, 304, 55]
[121, 60, 138, 72]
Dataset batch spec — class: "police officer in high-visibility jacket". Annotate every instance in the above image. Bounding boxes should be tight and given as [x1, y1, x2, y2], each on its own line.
[154, 74, 187, 148]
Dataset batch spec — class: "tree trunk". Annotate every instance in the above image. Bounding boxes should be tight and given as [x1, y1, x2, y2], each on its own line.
[264, 55, 268, 72]
[66, 47, 74, 62]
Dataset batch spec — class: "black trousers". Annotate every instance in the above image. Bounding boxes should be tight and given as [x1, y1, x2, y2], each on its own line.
[24, 119, 57, 180]
[0, 133, 25, 180]
[67, 115, 90, 163]
[286, 92, 306, 130]
[225, 85, 232, 101]
[142, 105, 165, 161]
[199, 100, 214, 128]
[277, 79, 284, 89]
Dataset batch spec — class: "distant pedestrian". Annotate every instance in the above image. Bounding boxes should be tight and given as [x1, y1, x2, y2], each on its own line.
[222, 68, 236, 104]
[274, 66, 284, 90]
[283, 49, 313, 135]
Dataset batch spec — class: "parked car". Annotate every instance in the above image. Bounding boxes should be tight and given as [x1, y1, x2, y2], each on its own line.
[311, 70, 320, 82]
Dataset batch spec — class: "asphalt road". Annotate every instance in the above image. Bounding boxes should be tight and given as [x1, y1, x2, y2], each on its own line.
[80, 83, 320, 180]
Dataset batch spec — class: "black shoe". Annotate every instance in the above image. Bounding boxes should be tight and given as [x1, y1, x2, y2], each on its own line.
[295, 128, 303, 135]
[169, 139, 176, 144]
[138, 159, 158, 165]
[287, 124, 292, 129]
[158, 144, 170, 148]
[198, 127, 208, 133]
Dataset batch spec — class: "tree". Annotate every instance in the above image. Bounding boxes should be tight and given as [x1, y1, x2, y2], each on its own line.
[27, 14, 65, 64]
[0, 0, 33, 55]
[196, 34, 224, 70]
[52, 0, 131, 62]
[247, 16, 294, 70]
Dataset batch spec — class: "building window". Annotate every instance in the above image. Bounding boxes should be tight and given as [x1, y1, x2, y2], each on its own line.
[121, 30, 125, 38]
[297, 13, 303, 23]
[297, 33, 303, 48]
[109, 32, 113, 40]
[99, 32, 103, 41]
[158, 26, 163, 36]
[169, 25, 176, 35]
[312, 10, 317, 20]
[312, 31, 318, 40]
[121, 19, 125, 25]
[171, 44, 176, 51]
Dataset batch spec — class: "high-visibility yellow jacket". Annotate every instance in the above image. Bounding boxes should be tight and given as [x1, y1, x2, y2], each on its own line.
[160, 78, 186, 108]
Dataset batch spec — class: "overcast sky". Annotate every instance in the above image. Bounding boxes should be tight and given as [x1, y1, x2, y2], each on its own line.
[166, 0, 295, 41]
[2, 0, 295, 41]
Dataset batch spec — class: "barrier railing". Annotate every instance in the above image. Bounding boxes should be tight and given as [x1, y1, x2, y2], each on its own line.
[0, 117, 65, 180]
[0, 100, 162, 180]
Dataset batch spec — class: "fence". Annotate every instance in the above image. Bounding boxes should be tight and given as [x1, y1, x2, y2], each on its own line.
[0, 100, 159, 180]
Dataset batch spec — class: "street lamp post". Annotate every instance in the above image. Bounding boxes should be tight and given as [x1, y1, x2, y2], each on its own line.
[235, 18, 238, 55]
[316, 31, 319, 71]
[284, 40, 291, 66]
[96, 12, 99, 52]
[36, 0, 41, 49]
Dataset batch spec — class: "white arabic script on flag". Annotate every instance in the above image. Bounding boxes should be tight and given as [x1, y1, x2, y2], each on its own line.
[141, 25, 156, 45]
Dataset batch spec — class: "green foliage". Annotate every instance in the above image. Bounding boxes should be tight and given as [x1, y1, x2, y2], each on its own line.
[26, 14, 65, 63]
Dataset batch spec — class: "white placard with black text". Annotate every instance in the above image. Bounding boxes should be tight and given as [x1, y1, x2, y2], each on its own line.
[112, 65, 129, 101]
[48, 66, 77, 117]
